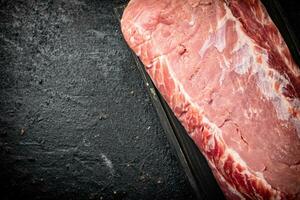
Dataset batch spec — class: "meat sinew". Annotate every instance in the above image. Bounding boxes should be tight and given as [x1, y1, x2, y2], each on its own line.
[121, 0, 300, 199]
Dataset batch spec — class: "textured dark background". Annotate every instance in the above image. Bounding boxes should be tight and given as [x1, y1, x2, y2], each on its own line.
[0, 0, 299, 200]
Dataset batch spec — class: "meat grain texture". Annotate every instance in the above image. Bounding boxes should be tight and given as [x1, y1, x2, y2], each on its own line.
[121, 0, 300, 199]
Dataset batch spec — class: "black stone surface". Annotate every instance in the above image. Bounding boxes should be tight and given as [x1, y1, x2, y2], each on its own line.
[278, 0, 300, 38]
[0, 0, 195, 199]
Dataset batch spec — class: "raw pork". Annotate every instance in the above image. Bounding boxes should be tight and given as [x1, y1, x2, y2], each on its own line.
[121, 0, 300, 199]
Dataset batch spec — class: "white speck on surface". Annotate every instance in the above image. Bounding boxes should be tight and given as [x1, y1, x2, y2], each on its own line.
[88, 29, 107, 40]
[83, 138, 91, 147]
[67, 0, 86, 6]
[61, 14, 72, 23]
[101, 153, 114, 174]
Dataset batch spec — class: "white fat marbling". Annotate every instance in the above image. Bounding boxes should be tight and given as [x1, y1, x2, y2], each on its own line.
[214, 23, 227, 53]
[199, 35, 214, 58]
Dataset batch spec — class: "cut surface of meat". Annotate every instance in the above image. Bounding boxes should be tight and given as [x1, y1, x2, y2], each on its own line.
[121, 0, 300, 199]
